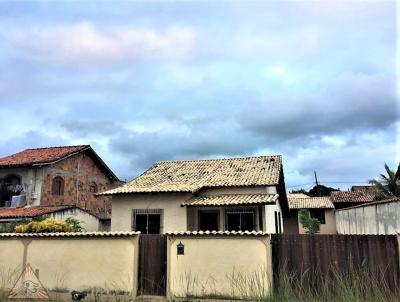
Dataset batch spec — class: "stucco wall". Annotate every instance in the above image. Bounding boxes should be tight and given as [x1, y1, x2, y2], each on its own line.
[167, 235, 272, 299]
[111, 193, 191, 232]
[336, 201, 400, 234]
[298, 209, 336, 234]
[50, 208, 100, 232]
[0, 235, 139, 296]
[264, 203, 282, 233]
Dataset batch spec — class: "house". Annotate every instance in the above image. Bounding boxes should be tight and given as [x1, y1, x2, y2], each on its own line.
[336, 197, 400, 234]
[0, 145, 120, 229]
[285, 194, 336, 234]
[0, 205, 102, 232]
[99, 155, 288, 233]
[330, 190, 380, 210]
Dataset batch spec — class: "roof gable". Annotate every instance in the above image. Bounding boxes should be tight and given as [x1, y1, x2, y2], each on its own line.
[0, 145, 119, 181]
[100, 155, 282, 195]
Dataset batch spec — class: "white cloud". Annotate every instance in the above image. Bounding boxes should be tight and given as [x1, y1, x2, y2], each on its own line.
[1, 21, 196, 64]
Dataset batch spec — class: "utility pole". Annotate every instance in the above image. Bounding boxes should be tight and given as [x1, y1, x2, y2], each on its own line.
[314, 171, 320, 197]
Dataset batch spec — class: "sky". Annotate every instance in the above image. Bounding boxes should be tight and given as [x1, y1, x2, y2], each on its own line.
[0, 0, 398, 190]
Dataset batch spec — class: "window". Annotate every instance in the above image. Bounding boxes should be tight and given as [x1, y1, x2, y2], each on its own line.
[52, 176, 64, 195]
[226, 210, 255, 231]
[89, 182, 98, 193]
[199, 211, 219, 231]
[133, 209, 163, 234]
[4, 174, 21, 186]
[310, 209, 326, 224]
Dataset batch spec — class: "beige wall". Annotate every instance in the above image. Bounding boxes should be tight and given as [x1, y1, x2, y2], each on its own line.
[336, 201, 400, 235]
[111, 193, 191, 232]
[50, 208, 100, 232]
[0, 235, 139, 296]
[298, 209, 337, 234]
[111, 186, 282, 233]
[167, 235, 272, 299]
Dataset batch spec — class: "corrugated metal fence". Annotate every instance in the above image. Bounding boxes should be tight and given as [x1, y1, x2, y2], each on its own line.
[271, 234, 400, 292]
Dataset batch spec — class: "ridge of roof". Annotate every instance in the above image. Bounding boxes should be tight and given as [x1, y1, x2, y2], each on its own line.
[154, 154, 281, 164]
[24, 145, 90, 151]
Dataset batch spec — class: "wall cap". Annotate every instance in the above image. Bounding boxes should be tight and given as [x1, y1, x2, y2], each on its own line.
[0, 231, 140, 238]
[166, 230, 269, 236]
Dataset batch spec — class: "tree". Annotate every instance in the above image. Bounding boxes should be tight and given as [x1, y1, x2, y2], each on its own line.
[298, 209, 320, 234]
[369, 163, 400, 198]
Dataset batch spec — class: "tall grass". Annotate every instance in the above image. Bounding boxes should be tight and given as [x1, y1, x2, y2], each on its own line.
[172, 264, 398, 302]
[267, 263, 399, 302]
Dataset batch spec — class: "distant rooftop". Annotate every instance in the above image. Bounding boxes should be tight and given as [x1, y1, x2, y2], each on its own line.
[0, 205, 78, 219]
[0, 145, 89, 167]
[0, 145, 118, 181]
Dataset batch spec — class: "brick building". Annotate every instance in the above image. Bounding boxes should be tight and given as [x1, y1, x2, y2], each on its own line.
[0, 145, 120, 221]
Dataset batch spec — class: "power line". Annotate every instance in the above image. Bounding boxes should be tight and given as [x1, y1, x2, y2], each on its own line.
[287, 181, 369, 189]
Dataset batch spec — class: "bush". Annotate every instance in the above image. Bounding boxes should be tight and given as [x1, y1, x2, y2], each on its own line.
[65, 217, 85, 232]
[14, 218, 74, 233]
[299, 209, 320, 234]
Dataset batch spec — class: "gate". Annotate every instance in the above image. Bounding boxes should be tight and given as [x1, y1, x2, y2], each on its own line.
[138, 234, 167, 296]
[271, 234, 400, 292]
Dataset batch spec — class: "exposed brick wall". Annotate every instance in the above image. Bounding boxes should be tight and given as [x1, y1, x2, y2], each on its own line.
[40, 152, 120, 218]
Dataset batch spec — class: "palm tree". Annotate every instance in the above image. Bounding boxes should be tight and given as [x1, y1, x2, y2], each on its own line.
[369, 163, 400, 198]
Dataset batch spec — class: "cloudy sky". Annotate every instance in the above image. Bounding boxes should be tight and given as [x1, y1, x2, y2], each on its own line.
[0, 0, 398, 190]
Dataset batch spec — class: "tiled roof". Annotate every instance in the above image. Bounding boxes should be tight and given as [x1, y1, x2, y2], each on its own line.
[0, 145, 89, 168]
[166, 230, 268, 236]
[182, 194, 278, 207]
[288, 197, 334, 209]
[99, 155, 282, 195]
[330, 191, 378, 203]
[0, 231, 140, 237]
[287, 193, 310, 199]
[0, 205, 77, 219]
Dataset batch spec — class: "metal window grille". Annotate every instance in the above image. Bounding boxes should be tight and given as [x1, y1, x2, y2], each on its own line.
[132, 209, 164, 234]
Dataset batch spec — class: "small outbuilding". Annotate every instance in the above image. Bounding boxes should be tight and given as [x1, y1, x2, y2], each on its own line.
[0, 205, 101, 232]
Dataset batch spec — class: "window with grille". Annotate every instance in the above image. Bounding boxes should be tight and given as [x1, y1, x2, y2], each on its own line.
[132, 209, 163, 234]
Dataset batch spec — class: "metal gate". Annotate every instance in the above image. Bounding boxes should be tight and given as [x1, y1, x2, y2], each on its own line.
[138, 234, 167, 296]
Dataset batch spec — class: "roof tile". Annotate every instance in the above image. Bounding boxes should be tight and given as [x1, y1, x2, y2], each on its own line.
[330, 191, 379, 203]
[100, 155, 282, 195]
[288, 197, 334, 209]
[182, 194, 278, 207]
[0, 145, 89, 167]
[0, 205, 77, 219]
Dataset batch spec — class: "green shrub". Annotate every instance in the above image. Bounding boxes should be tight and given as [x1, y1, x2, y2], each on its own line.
[298, 209, 320, 234]
[14, 218, 74, 233]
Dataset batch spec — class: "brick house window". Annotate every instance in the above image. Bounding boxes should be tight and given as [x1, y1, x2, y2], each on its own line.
[52, 176, 64, 195]
[89, 183, 98, 193]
